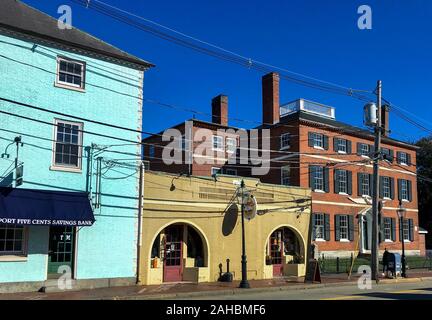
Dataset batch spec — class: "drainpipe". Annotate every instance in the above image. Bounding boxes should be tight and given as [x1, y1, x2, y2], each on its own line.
[136, 161, 144, 284]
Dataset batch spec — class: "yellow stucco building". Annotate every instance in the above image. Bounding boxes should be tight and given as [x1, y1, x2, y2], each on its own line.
[139, 171, 312, 285]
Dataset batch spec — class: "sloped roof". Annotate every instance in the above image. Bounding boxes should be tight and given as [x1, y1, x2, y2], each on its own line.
[0, 0, 154, 69]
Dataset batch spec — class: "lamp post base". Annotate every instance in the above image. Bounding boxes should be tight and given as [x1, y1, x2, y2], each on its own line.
[239, 280, 250, 289]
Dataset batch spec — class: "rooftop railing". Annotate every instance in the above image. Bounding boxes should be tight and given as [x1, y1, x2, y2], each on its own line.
[280, 99, 335, 119]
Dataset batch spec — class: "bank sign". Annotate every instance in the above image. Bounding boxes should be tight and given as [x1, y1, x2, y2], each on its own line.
[0, 217, 94, 226]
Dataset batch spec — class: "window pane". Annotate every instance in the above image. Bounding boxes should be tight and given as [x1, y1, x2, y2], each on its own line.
[59, 61, 67, 71]
[59, 73, 66, 82]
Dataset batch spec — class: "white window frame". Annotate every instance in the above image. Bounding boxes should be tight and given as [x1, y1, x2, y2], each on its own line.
[280, 133, 291, 150]
[384, 218, 392, 241]
[226, 137, 237, 154]
[399, 152, 408, 165]
[338, 170, 348, 194]
[383, 176, 391, 199]
[314, 213, 325, 240]
[403, 220, 410, 241]
[55, 56, 86, 90]
[313, 133, 324, 149]
[212, 135, 224, 152]
[0, 224, 28, 258]
[281, 165, 291, 186]
[361, 173, 370, 196]
[211, 167, 221, 176]
[360, 143, 370, 158]
[401, 179, 409, 201]
[339, 215, 349, 241]
[179, 136, 186, 151]
[51, 119, 83, 172]
[337, 139, 347, 153]
[313, 166, 324, 191]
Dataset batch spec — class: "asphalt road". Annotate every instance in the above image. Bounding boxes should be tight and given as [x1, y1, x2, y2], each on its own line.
[179, 279, 432, 300]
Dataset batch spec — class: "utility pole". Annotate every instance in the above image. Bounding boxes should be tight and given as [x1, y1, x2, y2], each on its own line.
[371, 80, 382, 282]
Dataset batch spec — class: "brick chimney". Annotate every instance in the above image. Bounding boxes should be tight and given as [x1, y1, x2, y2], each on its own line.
[262, 72, 280, 125]
[382, 104, 390, 136]
[212, 94, 228, 126]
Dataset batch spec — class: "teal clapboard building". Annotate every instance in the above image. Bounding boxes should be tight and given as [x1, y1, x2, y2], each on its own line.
[0, 0, 153, 291]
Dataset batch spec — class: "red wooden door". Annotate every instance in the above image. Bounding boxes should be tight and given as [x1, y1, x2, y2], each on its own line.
[270, 230, 283, 276]
[163, 226, 183, 282]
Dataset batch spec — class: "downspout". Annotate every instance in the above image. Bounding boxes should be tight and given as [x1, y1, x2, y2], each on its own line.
[136, 161, 144, 284]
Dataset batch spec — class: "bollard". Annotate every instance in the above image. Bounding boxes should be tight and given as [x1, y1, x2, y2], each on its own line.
[336, 257, 340, 274]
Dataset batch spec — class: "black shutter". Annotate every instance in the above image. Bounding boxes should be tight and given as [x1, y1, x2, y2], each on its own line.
[334, 169, 339, 194]
[407, 153, 412, 166]
[396, 151, 401, 164]
[357, 173, 362, 196]
[357, 142, 362, 155]
[348, 215, 354, 241]
[333, 137, 338, 152]
[308, 132, 314, 147]
[323, 135, 329, 150]
[391, 218, 396, 241]
[347, 171, 353, 195]
[324, 167, 330, 193]
[389, 149, 394, 163]
[347, 140, 352, 154]
[335, 215, 341, 241]
[369, 144, 375, 157]
[312, 214, 316, 240]
[324, 214, 330, 241]
[407, 180, 413, 202]
[390, 178, 395, 200]
[309, 165, 315, 189]
[409, 219, 414, 241]
[369, 174, 374, 196]
[397, 179, 402, 201]
[379, 176, 384, 199]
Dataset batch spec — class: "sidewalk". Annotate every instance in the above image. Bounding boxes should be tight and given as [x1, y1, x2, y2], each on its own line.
[1, 270, 432, 300]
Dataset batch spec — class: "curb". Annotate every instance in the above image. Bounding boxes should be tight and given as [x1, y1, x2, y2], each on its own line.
[114, 276, 432, 300]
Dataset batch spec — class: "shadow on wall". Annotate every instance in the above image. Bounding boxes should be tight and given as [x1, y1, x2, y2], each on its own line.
[222, 203, 238, 236]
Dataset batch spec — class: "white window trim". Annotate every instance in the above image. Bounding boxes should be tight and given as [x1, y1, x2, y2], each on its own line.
[51, 119, 83, 172]
[55, 56, 86, 91]
[314, 189, 325, 193]
[0, 226, 29, 260]
[211, 167, 221, 175]
[338, 192, 348, 196]
[315, 238, 326, 242]
[212, 135, 224, 152]
[226, 137, 237, 154]
[280, 165, 291, 186]
[280, 133, 291, 150]
[313, 146, 324, 150]
[384, 239, 393, 243]
[339, 239, 350, 242]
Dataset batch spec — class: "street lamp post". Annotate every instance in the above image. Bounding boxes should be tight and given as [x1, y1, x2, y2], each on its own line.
[397, 200, 407, 278]
[238, 179, 250, 289]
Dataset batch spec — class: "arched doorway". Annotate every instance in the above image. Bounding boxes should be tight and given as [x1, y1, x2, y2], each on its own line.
[150, 223, 208, 283]
[266, 227, 304, 277]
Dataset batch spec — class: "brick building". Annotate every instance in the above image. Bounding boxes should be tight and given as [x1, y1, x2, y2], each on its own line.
[143, 72, 425, 258]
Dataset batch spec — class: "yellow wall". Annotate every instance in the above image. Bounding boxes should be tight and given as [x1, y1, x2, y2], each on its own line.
[139, 171, 312, 285]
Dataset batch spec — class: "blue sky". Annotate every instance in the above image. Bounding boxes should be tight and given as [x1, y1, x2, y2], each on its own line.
[23, 0, 432, 142]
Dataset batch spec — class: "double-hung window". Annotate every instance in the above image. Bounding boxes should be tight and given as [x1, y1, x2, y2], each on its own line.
[225, 168, 237, 176]
[280, 133, 290, 150]
[384, 218, 392, 241]
[281, 165, 291, 186]
[337, 139, 347, 153]
[212, 135, 224, 151]
[403, 220, 410, 241]
[313, 166, 324, 191]
[0, 225, 26, 255]
[313, 133, 324, 148]
[399, 152, 408, 165]
[400, 179, 409, 201]
[337, 170, 348, 194]
[226, 138, 237, 154]
[382, 176, 391, 199]
[314, 213, 325, 240]
[53, 120, 82, 169]
[359, 173, 371, 196]
[339, 215, 349, 240]
[359, 143, 370, 157]
[56, 57, 85, 90]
